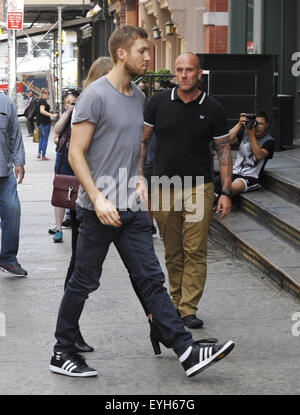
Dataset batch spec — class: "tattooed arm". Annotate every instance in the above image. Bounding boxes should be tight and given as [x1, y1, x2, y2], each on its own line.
[214, 135, 233, 219]
[138, 125, 154, 174]
[136, 125, 154, 203]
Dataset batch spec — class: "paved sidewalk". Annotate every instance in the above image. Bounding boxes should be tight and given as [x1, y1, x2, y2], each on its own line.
[0, 123, 300, 395]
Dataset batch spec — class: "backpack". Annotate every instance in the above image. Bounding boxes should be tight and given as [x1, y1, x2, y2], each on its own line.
[30, 98, 40, 120]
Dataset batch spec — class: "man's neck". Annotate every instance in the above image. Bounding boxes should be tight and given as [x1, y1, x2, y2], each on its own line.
[106, 65, 133, 96]
[177, 86, 202, 104]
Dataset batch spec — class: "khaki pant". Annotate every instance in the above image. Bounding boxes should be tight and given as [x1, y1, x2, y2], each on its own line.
[153, 182, 214, 318]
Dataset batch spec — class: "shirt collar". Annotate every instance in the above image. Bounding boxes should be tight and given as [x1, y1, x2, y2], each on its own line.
[171, 86, 206, 105]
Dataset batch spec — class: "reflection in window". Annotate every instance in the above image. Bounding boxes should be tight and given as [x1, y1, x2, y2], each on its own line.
[247, 0, 254, 54]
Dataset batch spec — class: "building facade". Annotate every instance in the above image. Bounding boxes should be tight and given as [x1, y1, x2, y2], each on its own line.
[229, 0, 300, 140]
[109, 0, 229, 73]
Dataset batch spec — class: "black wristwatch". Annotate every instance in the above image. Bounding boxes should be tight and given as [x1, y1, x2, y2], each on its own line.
[220, 190, 233, 199]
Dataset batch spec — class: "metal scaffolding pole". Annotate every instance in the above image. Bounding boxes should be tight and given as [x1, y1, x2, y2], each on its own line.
[58, 5, 63, 115]
[8, 30, 17, 108]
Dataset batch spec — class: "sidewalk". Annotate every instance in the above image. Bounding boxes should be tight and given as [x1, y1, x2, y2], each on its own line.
[0, 123, 300, 395]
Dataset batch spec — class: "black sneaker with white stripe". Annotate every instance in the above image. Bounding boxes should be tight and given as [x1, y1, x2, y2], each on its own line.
[179, 340, 235, 377]
[49, 351, 98, 377]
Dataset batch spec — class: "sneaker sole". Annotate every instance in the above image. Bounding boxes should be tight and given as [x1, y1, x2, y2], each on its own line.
[0, 267, 28, 278]
[186, 340, 235, 378]
[49, 365, 98, 377]
[53, 240, 63, 243]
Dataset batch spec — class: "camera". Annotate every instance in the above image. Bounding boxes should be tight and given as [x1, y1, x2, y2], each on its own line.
[244, 113, 258, 129]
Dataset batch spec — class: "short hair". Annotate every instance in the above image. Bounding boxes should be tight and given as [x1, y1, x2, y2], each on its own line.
[256, 110, 268, 123]
[108, 25, 148, 64]
[175, 52, 201, 71]
[83, 56, 113, 89]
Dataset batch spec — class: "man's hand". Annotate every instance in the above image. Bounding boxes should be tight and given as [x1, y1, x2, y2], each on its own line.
[239, 113, 247, 128]
[215, 195, 231, 219]
[94, 193, 121, 227]
[14, 165, 25, 184]
[136, 176, 148, 205]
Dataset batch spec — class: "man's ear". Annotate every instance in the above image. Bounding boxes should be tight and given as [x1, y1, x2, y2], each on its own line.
[198, 69, 203, 81]
[116, 48, 128, 62]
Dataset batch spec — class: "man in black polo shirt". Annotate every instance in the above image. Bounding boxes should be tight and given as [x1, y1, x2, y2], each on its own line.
[138, 52, 233, 329]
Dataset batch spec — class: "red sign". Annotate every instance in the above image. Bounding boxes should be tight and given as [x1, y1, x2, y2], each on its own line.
[8, 12, 23, 29]
[7, 1, 24, 30]
[0, 82, 23, 93]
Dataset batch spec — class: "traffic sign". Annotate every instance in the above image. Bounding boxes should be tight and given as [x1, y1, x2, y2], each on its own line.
[7, 0, 24, 30]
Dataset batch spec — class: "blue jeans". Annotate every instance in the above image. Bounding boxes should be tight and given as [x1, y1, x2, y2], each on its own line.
[38, 124, 51, 157]
[54, 149, 73, 176]
[0, 171, 21, 265]
[54, 207, 194, 357]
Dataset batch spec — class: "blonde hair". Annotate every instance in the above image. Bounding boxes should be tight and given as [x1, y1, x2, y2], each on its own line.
[83, 57, 113, 89]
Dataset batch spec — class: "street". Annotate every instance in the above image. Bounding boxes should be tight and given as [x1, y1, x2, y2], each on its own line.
[0, 122, 299, 395]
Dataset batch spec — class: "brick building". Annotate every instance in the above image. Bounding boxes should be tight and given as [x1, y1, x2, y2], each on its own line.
[109, 0, 229, 72]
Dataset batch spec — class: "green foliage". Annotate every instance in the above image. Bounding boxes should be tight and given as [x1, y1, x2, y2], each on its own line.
[138, 69, 173, 84]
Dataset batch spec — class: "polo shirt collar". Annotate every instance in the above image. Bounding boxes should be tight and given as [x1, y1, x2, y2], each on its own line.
[171, 86, 206, 105]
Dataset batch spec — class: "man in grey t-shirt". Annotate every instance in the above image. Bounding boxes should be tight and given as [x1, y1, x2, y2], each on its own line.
[49, 26, 234, 379]
[229, 110, 274, 194]
[74, 74, 145, 211]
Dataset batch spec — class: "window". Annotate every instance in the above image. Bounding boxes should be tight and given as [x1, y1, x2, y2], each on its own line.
[247, 0, 254, 54]
[17, 42, 28, 57]
[33, 41, 50, 58]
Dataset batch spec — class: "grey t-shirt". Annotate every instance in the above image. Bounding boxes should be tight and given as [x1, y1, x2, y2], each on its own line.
[233, 131, 274, 179]
[72, 76, 146, 210]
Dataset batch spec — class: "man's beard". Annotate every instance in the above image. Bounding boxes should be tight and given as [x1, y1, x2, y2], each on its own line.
[124, 61, 146, 78]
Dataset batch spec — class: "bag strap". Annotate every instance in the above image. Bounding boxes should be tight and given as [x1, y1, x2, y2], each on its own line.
[57, 137, 70, 175]
[56, 114, 72, 175]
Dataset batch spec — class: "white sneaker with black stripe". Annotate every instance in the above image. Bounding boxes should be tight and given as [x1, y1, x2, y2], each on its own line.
[179, 340, 235, 377]
[49, 351, 98, 377]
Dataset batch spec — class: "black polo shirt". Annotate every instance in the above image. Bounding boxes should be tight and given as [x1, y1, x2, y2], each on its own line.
[143, 87, 229, 183]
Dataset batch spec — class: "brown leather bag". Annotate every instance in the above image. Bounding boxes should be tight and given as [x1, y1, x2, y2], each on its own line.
[51, 174, 79, 210]
[51, 128, 79, 210]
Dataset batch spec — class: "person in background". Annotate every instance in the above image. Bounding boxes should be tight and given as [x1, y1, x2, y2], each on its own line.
[140, 52, 233, 329]
[0, 93, 27, 277]
[23, 90, 37, 137]
[51, 92, 79, 243]
[36, 88, 58, 160]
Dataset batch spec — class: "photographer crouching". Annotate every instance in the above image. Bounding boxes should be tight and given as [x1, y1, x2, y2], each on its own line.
[215, 111, 275, 205]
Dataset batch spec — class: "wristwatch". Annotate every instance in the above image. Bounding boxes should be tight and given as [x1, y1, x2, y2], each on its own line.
[220, 190, 233, 199]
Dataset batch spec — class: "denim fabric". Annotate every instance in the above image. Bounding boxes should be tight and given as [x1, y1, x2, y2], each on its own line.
[0, 171, 21, 264]
[54, 149, 74, 176]
[38, 124, 51, 157]
[54, 207, 193, 357]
